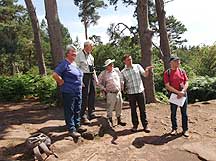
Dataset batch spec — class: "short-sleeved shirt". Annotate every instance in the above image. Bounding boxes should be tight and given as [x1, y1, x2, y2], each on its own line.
[164, 68, 188, 91]
[121, 64, 145, 94]
[98, 68, 122, 93]
[75, 50, 94, 73]
[54, 59, 83, 94]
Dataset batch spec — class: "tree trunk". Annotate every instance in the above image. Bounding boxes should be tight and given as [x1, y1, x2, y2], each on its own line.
[44, 0, 64, 107]
[137, 0, 156, 103]
[83, 0, 88, 39]
[84, 21, 88, 40]
[44, 0, 64, 68]
[155, 0, 171, 70]
[24, 0, 47, 75]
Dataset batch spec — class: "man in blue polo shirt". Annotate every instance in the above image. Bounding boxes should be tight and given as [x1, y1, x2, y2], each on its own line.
[52, 44, 87, 138]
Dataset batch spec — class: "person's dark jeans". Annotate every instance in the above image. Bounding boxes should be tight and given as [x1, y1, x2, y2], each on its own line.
[80, 73, 95, 119]
[128, 92, 148, 128]
[170, 96, 188, 131]
[62, 93, 82, 132]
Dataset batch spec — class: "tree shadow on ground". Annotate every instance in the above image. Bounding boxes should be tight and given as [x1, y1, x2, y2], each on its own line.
[96, 116, 146, 145]
[0, 100, 129, 160]
[0, 100, 64, 140]
[132, 133, 182, 148]
[2, 125, 77, 161]
[0, 100, 65, 160]
[116, 128, 144, 136]
[0, 141, 34, 161]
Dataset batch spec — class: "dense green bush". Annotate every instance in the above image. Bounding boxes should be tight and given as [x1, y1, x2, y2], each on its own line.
[188, 76, 216, 103]
[177, 45, 216, 77]
[0, 74, 57, 104]
[155, 92, 169, 103]
[34, 76, 57, 104]
[0, 75, 33, 101]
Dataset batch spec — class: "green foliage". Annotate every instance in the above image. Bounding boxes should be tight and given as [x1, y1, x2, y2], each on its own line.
[107, 1, 187, 48]
[34, 76, 57, 104]
[40, 19, 74, 69]
[93, 41, 141, 72]
[190, 46, 216, 77]
[166, 16, 187, 49]
[74, 0, 107, 38]
[152, 60, 164, 92]
[188, 76, 216, 103]
[0, 74, 57, 104]
[176, 45, 216, 77]
[0, 0, 35, 75]
[0, 74, 31, 101]
[155, 92, 168, 103]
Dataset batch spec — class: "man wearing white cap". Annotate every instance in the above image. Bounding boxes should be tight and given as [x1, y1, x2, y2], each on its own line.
[98, 59, 126, 126]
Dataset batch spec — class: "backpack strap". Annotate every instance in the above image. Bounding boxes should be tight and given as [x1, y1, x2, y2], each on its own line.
[167, 68, 171, 83]
[179, 68, 185, 76]
[167, 68, 185, 83]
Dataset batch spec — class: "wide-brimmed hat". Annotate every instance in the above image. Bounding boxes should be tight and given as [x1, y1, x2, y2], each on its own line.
[103, 59, 115, 67]
[169, 55, 180, 62]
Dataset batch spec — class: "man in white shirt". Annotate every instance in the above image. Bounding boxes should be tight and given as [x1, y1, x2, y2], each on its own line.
[98, 59, 126, 126]
[75, 40, 97, 124]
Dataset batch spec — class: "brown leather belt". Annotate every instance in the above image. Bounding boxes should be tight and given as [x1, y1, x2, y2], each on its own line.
[109, 91, 119, 93]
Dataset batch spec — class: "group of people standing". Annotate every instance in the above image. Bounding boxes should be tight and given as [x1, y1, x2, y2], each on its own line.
[52, 40, 189, 139]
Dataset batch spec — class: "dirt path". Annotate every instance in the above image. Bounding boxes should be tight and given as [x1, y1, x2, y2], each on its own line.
[0, 99, 216, 161]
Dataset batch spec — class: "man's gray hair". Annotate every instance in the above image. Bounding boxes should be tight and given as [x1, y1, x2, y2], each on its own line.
[84, 39, 94, 47]
[66, 44, 77, 53]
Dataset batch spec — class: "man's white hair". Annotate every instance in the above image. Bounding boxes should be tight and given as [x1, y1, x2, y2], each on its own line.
[84, 39, 94, 46]
[66, 44, 77, 53]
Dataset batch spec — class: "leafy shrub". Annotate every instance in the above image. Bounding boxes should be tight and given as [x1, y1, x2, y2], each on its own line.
[153, 62, 164, 92]
[0, 74, 32, 101]
[188, 76, 216, 103]
[34, 76, 57, 104]
[155, 92, 169, 103]
[0, 74, 57, 104]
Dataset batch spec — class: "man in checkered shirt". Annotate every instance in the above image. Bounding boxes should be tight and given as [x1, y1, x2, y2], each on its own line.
[121, 54, 153, 133]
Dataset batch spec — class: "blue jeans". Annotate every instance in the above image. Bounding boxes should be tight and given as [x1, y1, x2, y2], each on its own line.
[128, 92, 148, 128]
[170, 96, 188, 131]
[62, 93, 82, 132]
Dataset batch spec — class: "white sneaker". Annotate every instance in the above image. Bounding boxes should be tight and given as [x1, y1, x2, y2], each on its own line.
[183, 130, 189, 137]
[170, 130, 177, 135]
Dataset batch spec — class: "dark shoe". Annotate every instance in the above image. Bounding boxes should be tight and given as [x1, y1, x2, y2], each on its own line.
[170, 129, 177, 135]
[143, 125, 151, 133]
[69, 131, 81, 138]
[183, 130, 189, 137]
[81, 118, 91, 125]
[131, 126, 137, 132]
[117, 117, 126, 126]
[76, 126, 87, 133]
[88, 113, 97, 120]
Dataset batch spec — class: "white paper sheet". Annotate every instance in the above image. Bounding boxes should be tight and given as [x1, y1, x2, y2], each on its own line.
[169, 93, 186, 107]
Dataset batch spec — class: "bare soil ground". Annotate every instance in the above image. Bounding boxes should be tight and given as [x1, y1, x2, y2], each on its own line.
[0, 99, 216, 161]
